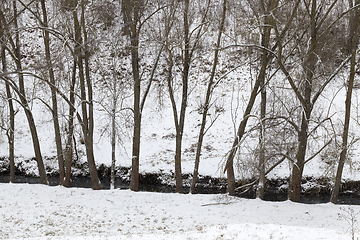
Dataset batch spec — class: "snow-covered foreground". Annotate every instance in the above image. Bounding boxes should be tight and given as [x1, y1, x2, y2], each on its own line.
[0, 184, 357, 240]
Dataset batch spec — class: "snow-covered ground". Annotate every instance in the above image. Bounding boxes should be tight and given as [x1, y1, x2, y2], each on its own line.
[0, 183, 358, 240]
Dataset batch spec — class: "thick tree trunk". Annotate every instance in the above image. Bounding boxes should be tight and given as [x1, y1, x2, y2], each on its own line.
[122, 0, 142, 192]
[331, 0, 359, 204]
[288, 0, 317, 202]
[288, 112, 308, 202]
[129, 28, 141, 192]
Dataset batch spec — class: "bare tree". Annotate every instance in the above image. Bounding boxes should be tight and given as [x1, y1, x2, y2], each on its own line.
[275, 0, 349, 202]
[0, 1, 15, 183]
[331, 0, 360, 204]
[223, 0, 285, 196]
[0, 0, 48, 185]
[164, 0, 211, 193]
[73, 0, 101, 190]
[122, 0, 168, 191]
[39, 0, 65, 185]
[190, 0, 227, 194]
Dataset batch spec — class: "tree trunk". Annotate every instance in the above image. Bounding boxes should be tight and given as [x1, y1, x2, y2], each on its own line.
[110, 63, 118, 190]
[288, 112, 308, 202]
[81, 0, 101, 190]
[122, 0, 142, 192]
[172, 0, 191, 194]
[256, 83, 266, 199]
[191, 0, 227, 194]
[224, 67, 263, 195]
[288, 0, 317, 202]
[40, 0, 65, 185]
[0, 22, 15, 183]
[63, 59, 77, 187]
[256, 0, 275, 199]
[13, 0, 48, 185]
[73, 0, 101, 190]
[331, 0, 360, 204]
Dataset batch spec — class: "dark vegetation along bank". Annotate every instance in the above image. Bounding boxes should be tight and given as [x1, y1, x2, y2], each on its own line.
[1, 159, 360, 205]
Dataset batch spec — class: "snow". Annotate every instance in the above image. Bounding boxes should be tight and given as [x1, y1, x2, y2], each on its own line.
[0, 183, 358, 240]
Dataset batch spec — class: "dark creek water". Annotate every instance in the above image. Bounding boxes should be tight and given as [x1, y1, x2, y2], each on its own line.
[1, 173, 360, 205]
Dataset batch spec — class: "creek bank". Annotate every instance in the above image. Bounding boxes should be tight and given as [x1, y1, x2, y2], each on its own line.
[1, 162, 360, 204]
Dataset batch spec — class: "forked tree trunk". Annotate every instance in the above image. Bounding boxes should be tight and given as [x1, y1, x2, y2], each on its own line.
[73, 0, 101, 190]
[172, 0, 191, 193]
[288, 0, 317, 202]
[81, 0, 101, 190]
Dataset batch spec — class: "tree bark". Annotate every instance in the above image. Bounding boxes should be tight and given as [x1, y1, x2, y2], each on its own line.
[288, 0, 317, 202]
[40, 0, 65, 185]
[121, 0, 142, 191]
[63, 59, 77, 187]
[110, 59, 118, 190]
[0, 18, 15, 183]
[12, 0, 48, 185]
[256, 0, 277, 199]
[330, 0, 360, 204]
[172, 0, 192, 194]
[80, 0, 101, 190]
[73, 0, 101, 190]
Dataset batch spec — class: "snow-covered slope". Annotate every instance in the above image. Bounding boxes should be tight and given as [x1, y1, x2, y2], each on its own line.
[0, 183, 356, 240]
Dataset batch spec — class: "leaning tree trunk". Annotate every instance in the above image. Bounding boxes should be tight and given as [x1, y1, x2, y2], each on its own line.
[288, 0, 317, 202]
[72, 0, 101, 190]
[191, 0, 227, 194]
[12, 0, 48, 185]
[40, 0, 65, 185]
[330, 0, 360, 204]
[224, 68, 263, 195]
